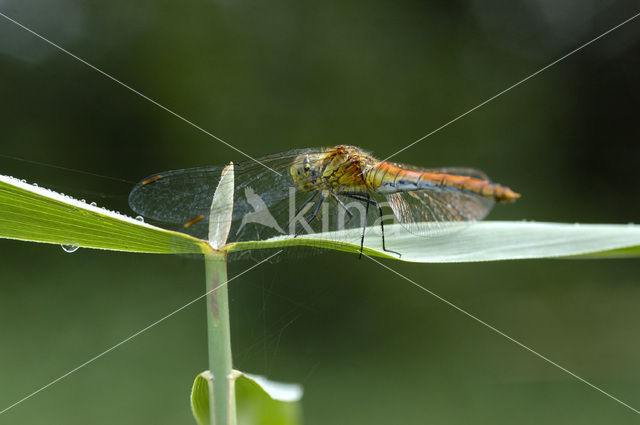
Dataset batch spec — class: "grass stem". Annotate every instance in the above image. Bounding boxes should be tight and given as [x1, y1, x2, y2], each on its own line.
[204, 251, 235, 425]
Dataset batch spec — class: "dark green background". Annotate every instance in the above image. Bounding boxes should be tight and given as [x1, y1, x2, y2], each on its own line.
[1, 1, 640, 424]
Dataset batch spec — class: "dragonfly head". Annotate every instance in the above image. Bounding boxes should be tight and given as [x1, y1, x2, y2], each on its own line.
[290, 153, 322, 192]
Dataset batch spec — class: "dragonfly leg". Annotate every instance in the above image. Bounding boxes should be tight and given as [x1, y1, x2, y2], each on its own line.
[359, 195, 371, 259]
[340, 192, 402, 258]
[295, 193, 325, 237]
[371, 198, 401, 258]
[289, 191, 319, 235]
[331, 194, 355, 227]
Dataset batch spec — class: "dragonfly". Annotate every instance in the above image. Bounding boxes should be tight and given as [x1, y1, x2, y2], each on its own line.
[129, 145, 520, 258]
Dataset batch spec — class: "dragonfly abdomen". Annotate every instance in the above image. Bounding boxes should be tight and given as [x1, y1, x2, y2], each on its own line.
[419, 172, 519, 202]
[369, 163, 520, 202]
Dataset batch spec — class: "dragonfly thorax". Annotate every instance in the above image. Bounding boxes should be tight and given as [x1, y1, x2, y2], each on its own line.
[289, 145, 376, 193]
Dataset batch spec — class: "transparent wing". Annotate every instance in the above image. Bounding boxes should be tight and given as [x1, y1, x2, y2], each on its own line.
[129, 149, 312, 240]
[385, 189, 494, 237]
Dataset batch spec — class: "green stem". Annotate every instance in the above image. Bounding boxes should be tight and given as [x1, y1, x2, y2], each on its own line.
[204, 251, 235, 425]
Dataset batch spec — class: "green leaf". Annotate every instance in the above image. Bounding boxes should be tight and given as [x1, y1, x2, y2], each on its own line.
[0, 175, 205, 254]
[191, 371, 302, 425]
[208, 163, 234, 249]
[226, 221, 640, 262]
[191, 371, 212, 425]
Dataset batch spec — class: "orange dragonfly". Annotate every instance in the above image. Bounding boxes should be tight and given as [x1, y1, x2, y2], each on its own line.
[129, 145, 519, 257]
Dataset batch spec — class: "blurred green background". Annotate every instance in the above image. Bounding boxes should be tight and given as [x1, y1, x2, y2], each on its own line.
[1, 1, 640, 424]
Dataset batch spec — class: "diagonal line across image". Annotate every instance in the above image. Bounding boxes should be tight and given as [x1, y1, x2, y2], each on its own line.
[365, 253, 640, 415]
[0, 251, 282, 415]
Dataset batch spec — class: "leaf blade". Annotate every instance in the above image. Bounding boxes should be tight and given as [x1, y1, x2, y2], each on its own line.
[226, 221, 640, 262]
[0, 175, 205, 254]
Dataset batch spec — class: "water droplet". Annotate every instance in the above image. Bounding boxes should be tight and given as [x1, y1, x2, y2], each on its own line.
[32, 183, 38, 187]
[135, 216, 145, 222]
[61, 242, 79, 253]
[90, 202, 97, 206]
[20, 179, 26, 183]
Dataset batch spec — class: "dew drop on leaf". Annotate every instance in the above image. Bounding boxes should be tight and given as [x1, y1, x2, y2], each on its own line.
[60, 242, 79, 253]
